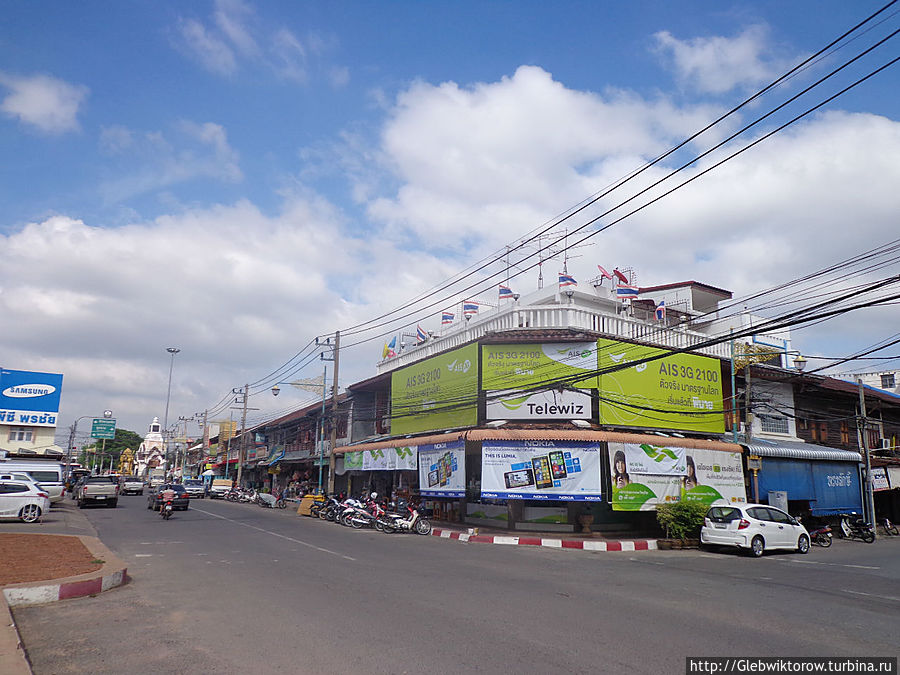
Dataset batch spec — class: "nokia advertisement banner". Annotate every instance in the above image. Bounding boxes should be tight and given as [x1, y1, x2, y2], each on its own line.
[481, 440, 603, 501]
[0, 369, 64, 427]
[418, 441, 466, 498]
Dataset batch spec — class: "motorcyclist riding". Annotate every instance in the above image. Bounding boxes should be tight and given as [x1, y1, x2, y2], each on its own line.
[160, 485, 176, 517]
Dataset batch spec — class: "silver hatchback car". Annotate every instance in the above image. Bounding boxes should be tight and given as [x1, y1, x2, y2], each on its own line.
[700, 503, 810, 557]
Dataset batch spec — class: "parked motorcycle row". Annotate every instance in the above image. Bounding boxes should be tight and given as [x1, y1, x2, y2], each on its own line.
[224, 487, 287, 509]
[803, 514, 880, 546]
[309, 494, 433, 535]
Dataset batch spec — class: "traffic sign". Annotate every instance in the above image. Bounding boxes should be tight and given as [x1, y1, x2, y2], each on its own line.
[91, 418, 117, 439]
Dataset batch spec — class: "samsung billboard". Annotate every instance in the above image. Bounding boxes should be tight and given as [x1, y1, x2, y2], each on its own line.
[0, 369, 64, 427]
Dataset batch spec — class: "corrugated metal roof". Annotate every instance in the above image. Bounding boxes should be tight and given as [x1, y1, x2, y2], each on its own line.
[745, 440, 861, 462]
[335, 428, 742, 453]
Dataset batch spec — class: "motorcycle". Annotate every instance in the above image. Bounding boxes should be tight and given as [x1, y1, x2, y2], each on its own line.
[160, 499, 174, 520]
[257, 492, 287, 509]
[808, 524, 832, 547]
[838, 514, 875, 543]
[378, 499, 432, 535]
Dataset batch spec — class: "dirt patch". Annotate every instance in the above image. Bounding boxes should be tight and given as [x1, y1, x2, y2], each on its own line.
[0, 534, 102, 586]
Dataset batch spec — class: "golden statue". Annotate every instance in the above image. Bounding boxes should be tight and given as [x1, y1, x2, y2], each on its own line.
[119, 448, 135, 475]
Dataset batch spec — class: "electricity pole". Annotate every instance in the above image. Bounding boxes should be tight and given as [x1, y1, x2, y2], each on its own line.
[327, 331, 340, 495]
[857, 379, 877, 534]
[236, 384, 249, 488]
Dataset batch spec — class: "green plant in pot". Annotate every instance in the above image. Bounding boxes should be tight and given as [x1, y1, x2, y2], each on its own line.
[656, 501, 708, 547]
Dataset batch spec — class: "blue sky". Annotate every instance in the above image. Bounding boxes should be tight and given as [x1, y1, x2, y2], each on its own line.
[2, 1, 899, 436]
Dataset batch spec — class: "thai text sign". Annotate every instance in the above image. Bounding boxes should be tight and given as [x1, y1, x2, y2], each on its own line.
[391, 344, 478, 435]
[609, 442, 745, 511]
[597, 338, 725, 433]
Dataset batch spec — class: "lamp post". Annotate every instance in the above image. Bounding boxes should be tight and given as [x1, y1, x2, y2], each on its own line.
[162, 347, 180, 476]
[65, 409, 113, 482]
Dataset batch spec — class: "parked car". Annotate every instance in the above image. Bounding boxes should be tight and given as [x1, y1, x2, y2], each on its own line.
[0, 479, 51, 523]
[700, 503, 810, 557]
[77, 476, 120, 508]
[121, 476, 145, 495]
[208, 479, 233, 499]
[181, 479, 205, 499]
[147, 484, 189, 511]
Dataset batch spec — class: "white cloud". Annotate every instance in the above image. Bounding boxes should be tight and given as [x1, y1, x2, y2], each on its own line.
[0, 72, 88, 134]
[652, 25, 791, 95]
[98, 120, 242, 204]
[174, 2, 343, 85]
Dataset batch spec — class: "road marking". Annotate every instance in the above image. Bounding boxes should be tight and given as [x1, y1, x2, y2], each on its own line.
[843, 589, 900, 602]
[192, 506, 356, 561]
[134, 554, 152, 558]
[790, 560, 880, 570]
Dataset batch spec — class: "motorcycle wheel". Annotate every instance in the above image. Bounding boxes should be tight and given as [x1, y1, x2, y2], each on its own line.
[380, 519, 396, 534]
[374, 519, 384, 532]
[414, 518, 432, 535]
[351, 516, 365, 529]
[862, 530, 875, 543]
[276, 499, 287, 509]
[815, 533, 832, 547]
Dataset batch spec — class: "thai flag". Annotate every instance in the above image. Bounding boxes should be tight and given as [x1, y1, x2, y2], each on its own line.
[416, 324, 428, 344]
[442, 311, 454, 325]
[498, 284, 514, 300]
[613, 268, 629, 284]
[463, 301, 479, 317]
[597, 265, 613, 281]
[655, 300, 666, 320]
[616, 284, 639, 299]
[558, 273, 577, 288]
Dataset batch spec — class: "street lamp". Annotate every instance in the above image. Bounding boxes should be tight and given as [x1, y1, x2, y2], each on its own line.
[65, 409, 113, 480]
[162, 347, 180, 476]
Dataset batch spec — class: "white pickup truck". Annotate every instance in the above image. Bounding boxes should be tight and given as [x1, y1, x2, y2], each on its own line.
[121, 476, 144, 495]
[77, 476, 119, 508]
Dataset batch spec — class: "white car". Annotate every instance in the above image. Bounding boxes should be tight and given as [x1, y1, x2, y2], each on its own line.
[700, 503, 810, 557]
[0, 479, 51, 523]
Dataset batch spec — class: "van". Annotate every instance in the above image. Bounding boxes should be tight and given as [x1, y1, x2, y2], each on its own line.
[0, 460, 65, 503]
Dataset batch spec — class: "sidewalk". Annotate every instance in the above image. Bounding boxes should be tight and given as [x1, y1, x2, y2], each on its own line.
[0, 500, 128, 675]
[430, 522, 659, 552]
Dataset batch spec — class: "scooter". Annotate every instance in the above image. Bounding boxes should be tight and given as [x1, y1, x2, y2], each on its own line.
[838, 514, 875, 543]
[160, 499, 174, 520]
[808, 524, 832, 547]
[379, 500, 432, 535]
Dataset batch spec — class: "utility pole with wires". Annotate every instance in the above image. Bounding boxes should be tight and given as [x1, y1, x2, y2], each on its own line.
[324, 331, 341, 495]
[232, 385, 258, 488]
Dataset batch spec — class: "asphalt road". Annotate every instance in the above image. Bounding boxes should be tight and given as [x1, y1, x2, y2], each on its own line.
[11, 495, 900, 675]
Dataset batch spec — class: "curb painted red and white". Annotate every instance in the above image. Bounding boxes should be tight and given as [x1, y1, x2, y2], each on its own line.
[2, 567, 127, 607]
[431, 528, 658, 551]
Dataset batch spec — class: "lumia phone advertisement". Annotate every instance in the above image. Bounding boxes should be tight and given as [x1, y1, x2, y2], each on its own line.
[418, 441, 466, 497]
[481, 440, 602, 501]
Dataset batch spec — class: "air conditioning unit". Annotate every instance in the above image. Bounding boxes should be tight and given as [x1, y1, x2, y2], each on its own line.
[882, 438, 892, 450]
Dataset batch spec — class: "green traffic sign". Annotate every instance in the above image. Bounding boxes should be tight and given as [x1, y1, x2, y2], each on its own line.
[91, 418, 117, 439]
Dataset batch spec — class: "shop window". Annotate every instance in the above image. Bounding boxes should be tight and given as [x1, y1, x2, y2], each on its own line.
[840, 421, 850, 446]
[8, 428, 33, 442]
[759, 415, 789, 434]
[868, 428, 881, 450]
[881, 373, 895, 389]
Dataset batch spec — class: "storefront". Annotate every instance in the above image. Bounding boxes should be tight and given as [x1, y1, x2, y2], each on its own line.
[336, 429, 744, 532]
[744, 440, 863, 516]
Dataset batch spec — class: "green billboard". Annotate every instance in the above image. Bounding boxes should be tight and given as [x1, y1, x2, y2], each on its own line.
[481, 342, 597, 390]
[597, 338, 725, 433]
[391, 344, 478, 435]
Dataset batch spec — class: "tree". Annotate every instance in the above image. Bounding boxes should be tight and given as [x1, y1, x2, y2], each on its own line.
[81, 428, 144, 470]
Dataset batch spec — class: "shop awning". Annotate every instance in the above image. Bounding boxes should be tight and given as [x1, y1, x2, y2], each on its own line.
[744, 439, 862, 462]
[259, 446, 286, 466]
[334, 428, 741, 454]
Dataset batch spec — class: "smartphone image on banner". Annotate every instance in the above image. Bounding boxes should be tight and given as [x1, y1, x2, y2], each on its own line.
[531, 455, 554, 490]
[428, 469, 439, 487]
[548, 450, 567, 480]
[504, 469, 535, 489]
